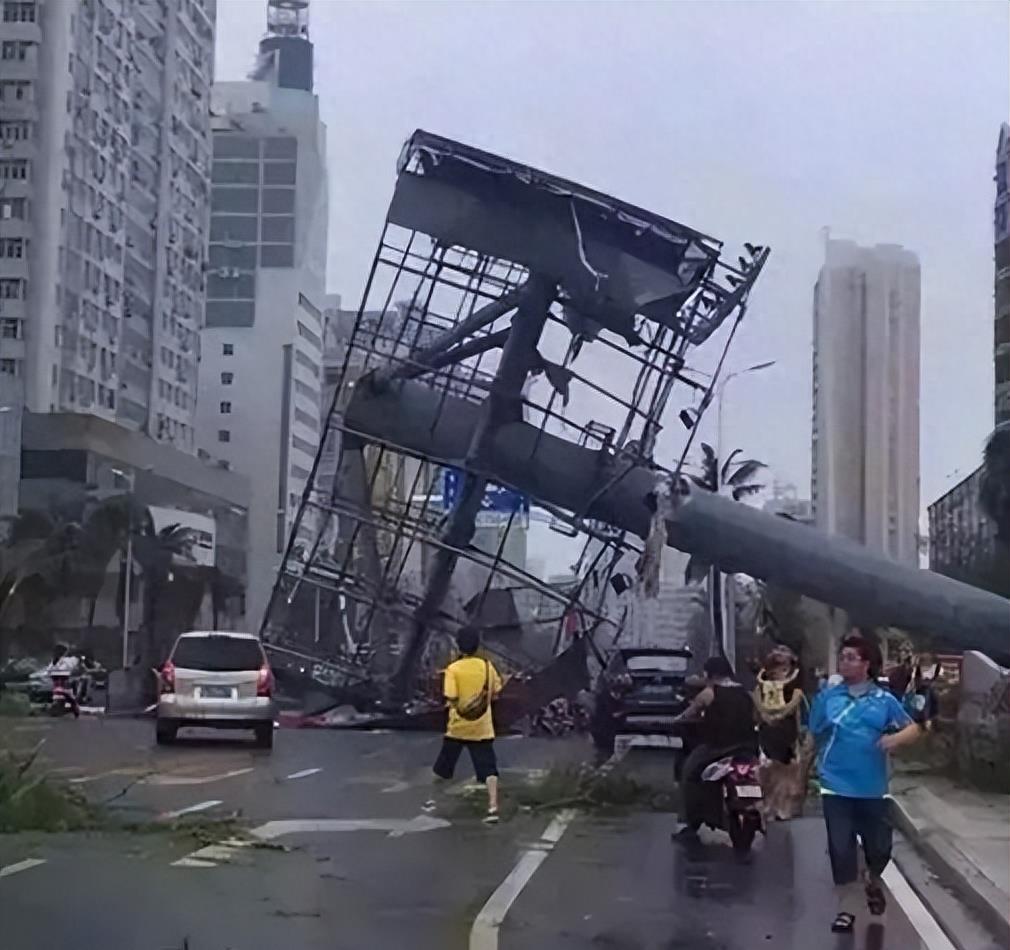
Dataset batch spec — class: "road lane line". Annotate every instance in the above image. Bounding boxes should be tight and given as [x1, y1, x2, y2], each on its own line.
[285, 767, 322, 780]
[881, 864, 957, 950]
[145, 767, 254, 786]
[161, 800, 223, 820]
[469, 809, 577, 950]
[0, 859, 46, 879]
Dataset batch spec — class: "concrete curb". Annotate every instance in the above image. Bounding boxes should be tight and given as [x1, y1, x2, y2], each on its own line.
[889, 795, 1010, 948]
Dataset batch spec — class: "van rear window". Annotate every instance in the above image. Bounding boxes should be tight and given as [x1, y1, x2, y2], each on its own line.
[172, 636, 264, 672]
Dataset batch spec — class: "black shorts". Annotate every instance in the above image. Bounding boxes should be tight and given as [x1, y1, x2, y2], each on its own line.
[433, 737, 498, 783]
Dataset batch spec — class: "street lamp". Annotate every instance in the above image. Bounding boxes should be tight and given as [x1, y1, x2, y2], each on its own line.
[715, 360, 776, 488]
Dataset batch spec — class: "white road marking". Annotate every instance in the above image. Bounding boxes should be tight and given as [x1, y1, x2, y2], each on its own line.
[172, 838, 255, 868]
[160, 799, 223, 820]
[881, 864, 958, 950]
[380, 780, 410, 793]
[252, 814, 451, 840]
[285, 767, 322, 780]
[145, 767, 254, 786]
[0, 858, 46, 879]
[69, 767, 148, 785]
[469, 810, 577, 950]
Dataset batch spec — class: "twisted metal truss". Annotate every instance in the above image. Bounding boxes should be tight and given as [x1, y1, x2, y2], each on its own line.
[261, 130, 768, 698]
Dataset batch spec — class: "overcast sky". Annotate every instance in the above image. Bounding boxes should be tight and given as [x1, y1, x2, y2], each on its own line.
[216, 0, 1008, 562]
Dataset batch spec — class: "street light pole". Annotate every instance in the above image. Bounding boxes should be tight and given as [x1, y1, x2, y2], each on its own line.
[112, 468, 136, 669]
[710, 360, 776, 668]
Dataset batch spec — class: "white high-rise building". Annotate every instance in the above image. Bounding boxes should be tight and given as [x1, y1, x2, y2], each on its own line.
[195, 0, 328, 632]
[0, 0, 216, 455]
[811, 239, 921, 565]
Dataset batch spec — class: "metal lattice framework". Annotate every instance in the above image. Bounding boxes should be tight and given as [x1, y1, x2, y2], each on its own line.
[261, 130, 769, 701]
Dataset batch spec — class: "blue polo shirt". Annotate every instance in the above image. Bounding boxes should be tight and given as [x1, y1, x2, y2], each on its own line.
[809, 682, 912, 798]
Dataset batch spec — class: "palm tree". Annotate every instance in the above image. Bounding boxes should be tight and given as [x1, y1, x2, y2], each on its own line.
[684, 443, 766, 583]
[980, 423, 1010, 545]
[682, 443, 766, 667]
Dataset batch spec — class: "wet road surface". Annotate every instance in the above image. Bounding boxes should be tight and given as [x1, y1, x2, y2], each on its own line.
[0, 719, 965, 949]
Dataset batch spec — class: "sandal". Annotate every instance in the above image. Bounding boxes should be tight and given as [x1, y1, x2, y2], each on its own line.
[865, 879, 887, 916]
[831, 912, 855, 934]
[483, 808, 499, 825]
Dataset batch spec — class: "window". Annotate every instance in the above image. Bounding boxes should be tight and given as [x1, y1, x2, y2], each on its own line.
[0, 239, 25, 258]
[2, 3, 35, 23]
[294, 407, 318, 431]
[0, 278, 24, 299]
[0, 160, 28, 180]
[211, 187, 258, 214]
[222, 342, 234, 356]
[294, 350, 319, 377]
[0, 319, 21, 339]
[259, 244, 294, 268]
[219, 401, 231, 414]
[214, 136, 259, 160]
[0, 121, 31, 144]
[220, 371, 233, 385]
[261, 188, 295, 213]
[212, 161, 260, 185]
[264, 137, 297, 159]
[0, 81, 31, 102]
[218, 429, 231, 443]
[294, 379, 316, 401]
[1, 40, 30, 60]
[290, 463, 312, 480]
[260, 215, 294, 243]
[291, 435, 315, 457]
[171, 634, 265, 672]
[296, 320, 322, 349]
[205, 299, 255, 327]
[263, 162, 296, 186]
[0, 358, 21, 377]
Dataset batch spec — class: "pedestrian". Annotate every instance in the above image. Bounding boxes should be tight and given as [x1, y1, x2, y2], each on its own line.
[589, 673, 629, 767]
[672, 656, 757, 842]
[427, 626, 504, 824]
[904, 656, 941, 732]
[753, 645, 807, 820]
[809, 631, 921, 934]
[887, 655, 913, 698]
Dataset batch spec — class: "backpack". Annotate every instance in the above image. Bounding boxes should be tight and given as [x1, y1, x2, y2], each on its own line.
[456, 660, 491, 721]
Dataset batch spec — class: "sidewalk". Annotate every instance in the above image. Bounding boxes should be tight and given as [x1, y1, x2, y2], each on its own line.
[890, 768, 1010, 947]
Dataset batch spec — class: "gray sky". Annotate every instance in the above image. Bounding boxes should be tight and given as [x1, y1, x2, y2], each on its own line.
[216, 0, 1008, 542]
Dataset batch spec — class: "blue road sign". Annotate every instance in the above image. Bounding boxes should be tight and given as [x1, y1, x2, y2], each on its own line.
[442, 467, 530, 516]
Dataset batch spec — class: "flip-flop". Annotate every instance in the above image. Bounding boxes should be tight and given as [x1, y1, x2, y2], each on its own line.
[865, 879, 887, 916]
[831, 912, 855, 933]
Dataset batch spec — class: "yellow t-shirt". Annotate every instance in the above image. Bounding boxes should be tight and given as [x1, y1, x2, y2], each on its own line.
[444, 655, 502, 742]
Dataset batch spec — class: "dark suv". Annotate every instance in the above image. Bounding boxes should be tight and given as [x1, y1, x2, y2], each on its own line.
[607, 647, 694, 737]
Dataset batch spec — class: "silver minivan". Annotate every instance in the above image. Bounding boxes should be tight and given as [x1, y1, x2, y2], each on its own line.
[156, 631, 276, 749]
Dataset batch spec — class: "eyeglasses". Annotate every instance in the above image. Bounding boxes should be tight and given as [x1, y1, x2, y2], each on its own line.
[838, 651, 867, 664]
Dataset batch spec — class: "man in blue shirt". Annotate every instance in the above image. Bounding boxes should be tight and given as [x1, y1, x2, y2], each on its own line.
[809, 631, 921, 934]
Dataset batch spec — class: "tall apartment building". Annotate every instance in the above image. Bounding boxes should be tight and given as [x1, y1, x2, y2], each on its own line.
[0, 0, 216, 454]
[811, 239, 921, 565]
[996, 122, 1009, 426]
[195, 0, 328, 631]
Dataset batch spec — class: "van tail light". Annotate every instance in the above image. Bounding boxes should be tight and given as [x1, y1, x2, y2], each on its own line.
[256, 664, 273, 697]
[160, 660, 176, 694]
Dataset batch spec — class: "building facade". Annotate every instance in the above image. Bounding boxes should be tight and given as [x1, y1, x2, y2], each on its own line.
[996, 123, 1009, 426]
[195, 0, 328, 632]
[0, 0, 216, 451]
[811, 239, 921, 565]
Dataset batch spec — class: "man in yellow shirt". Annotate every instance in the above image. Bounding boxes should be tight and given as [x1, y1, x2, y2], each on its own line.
[430, 626, 504, 823]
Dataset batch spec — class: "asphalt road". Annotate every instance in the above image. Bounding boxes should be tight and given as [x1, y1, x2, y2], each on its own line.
[0, 718, 965, 950]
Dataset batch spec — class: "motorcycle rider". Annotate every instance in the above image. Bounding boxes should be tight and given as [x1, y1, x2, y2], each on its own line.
[672, 655, 757, 841]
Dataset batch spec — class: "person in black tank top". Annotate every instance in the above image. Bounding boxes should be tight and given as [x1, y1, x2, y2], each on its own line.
[673, 656, 757, 839]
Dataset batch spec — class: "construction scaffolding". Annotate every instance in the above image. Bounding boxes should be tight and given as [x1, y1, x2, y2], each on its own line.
[260, 130, 769, 704]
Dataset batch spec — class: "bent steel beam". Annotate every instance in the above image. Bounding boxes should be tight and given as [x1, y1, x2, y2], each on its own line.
[344, 378, 1010, 659]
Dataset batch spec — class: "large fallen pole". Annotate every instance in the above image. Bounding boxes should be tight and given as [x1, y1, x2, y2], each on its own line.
[343, 376, 1010, 658]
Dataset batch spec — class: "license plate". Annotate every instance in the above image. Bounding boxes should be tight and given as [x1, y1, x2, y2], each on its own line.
[735, 785, 763, 799]
[200, 685, 232, 699]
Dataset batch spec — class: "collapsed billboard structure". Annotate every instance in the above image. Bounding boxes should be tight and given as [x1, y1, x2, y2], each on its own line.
[262, 130, 1009, 707]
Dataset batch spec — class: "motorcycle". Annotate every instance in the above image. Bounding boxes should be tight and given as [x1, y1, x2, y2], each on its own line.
[48, 668, 80, 718]
[701, 752, 765, 853]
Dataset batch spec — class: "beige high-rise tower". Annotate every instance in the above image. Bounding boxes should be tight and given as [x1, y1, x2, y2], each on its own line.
[811, 239, 921, 566]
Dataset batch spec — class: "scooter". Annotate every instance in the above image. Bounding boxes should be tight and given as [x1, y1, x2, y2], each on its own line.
[701, 752, 765, 853]
[48, 669, 80, 718]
